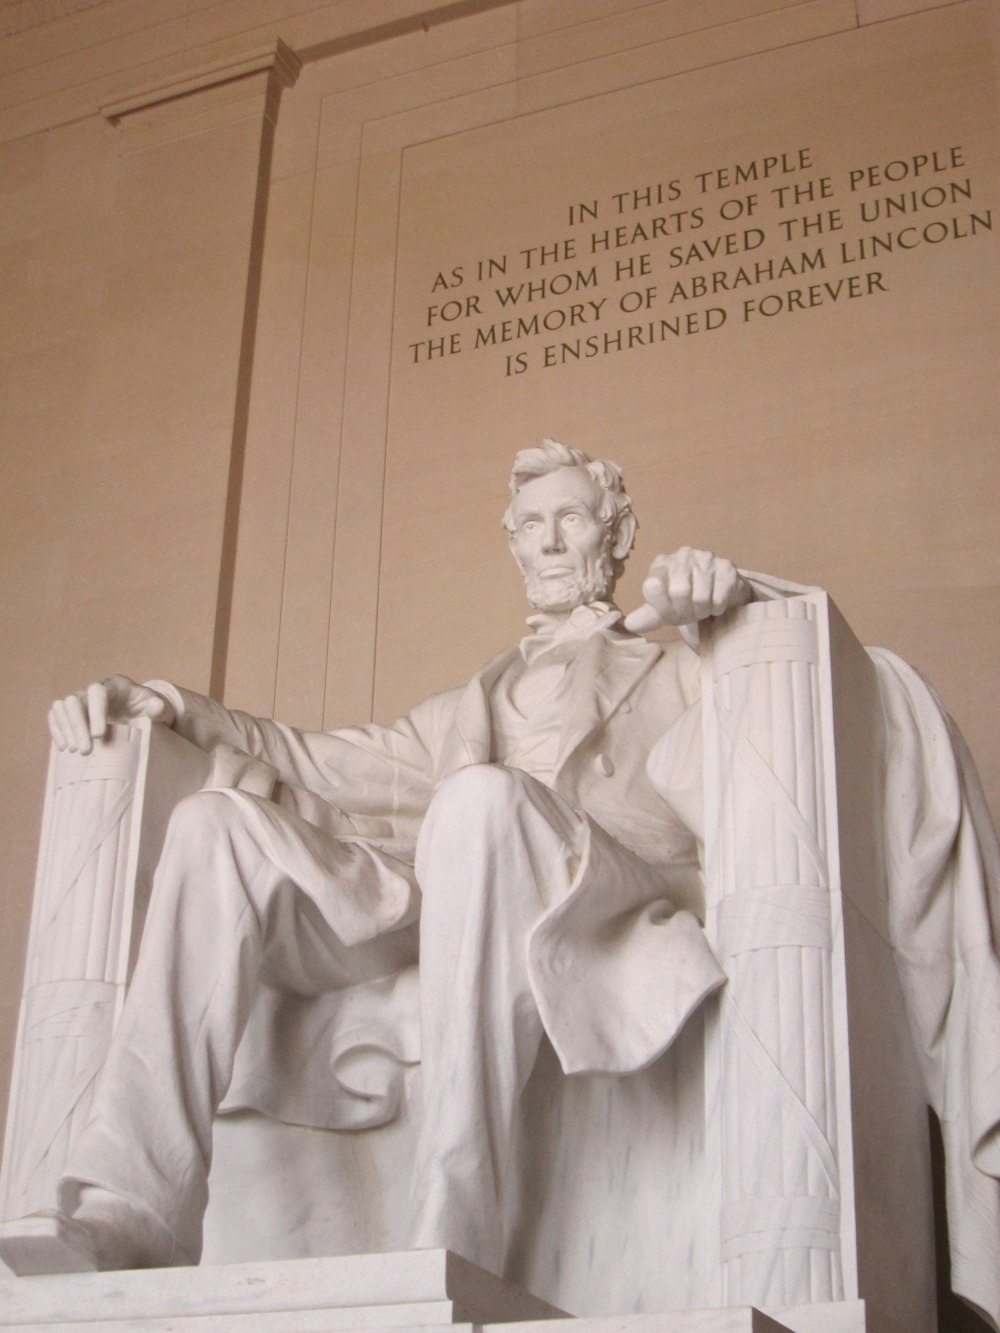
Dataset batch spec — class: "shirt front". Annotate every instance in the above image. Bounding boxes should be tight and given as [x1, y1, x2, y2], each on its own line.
[491, 602, 625, 785]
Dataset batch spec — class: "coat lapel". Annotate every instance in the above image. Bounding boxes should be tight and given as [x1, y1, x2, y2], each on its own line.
[554, 631, 662, 776]
[436, 645, 520, 779]
[438, 632, 662, 784]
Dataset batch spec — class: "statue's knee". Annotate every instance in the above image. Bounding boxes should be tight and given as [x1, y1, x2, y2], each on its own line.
[153, 791, 269, 921]
[429, 763, 526, 818]
[165, 789, 246, 845]
[418, 765, 533, 860]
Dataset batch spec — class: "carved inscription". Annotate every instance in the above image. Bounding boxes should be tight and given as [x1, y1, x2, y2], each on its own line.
[403, 145, 991, 377]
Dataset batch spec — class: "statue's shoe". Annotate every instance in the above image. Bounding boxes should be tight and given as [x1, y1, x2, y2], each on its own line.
[0, 1195, 190, 1274]
[0, 1210, 102, 1275]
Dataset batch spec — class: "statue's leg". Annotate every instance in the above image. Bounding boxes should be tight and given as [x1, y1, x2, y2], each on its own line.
[409, 764, 585, 1272]
[9, 788, 415, 1274]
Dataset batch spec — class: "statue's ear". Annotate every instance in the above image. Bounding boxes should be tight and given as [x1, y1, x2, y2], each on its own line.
[611, 511, 637, 561]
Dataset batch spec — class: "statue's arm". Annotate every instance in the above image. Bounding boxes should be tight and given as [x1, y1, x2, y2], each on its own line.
[157, 680, 450, 819]
[48, 677, 461, 831]
[47, 674, 450, 825]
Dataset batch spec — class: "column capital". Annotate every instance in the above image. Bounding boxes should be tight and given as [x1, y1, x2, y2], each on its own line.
[99, 39, 301, 147]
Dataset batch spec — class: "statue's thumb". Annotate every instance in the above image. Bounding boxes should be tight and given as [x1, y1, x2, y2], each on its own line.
[623, 603, 661, 634]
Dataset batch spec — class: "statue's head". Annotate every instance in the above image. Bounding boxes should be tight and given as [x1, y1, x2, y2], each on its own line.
[502, 439, 637, 613]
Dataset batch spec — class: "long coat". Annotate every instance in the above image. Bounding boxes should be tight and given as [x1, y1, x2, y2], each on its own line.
[155, 626, 724, 1124]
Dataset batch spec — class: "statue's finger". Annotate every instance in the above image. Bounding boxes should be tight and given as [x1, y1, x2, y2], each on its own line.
[87, 682, 108, 739]
[50, 698, 81, 754]
[48, 704, 70, 751]
[666, 566, 697, 621]
[623, 602, 664, 633]
[713, 562, 749, 614]
[64, 692, 93, 754]
[689, 564, 714, 618]
[143, 693, 168, 722]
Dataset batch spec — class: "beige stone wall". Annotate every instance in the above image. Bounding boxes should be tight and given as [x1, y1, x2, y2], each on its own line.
[1, 0, 997, 1178]
[0, 16, 292, 1117]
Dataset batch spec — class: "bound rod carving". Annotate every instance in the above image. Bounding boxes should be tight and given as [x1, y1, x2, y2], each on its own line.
[702, 596, 841, 1307]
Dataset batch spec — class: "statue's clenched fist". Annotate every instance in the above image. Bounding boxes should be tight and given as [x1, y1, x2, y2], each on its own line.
[624, 546, 751, 634]
[48, 674, 175, 755]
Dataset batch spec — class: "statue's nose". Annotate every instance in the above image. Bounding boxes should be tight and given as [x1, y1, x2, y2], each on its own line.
[541, 516, 564, 551]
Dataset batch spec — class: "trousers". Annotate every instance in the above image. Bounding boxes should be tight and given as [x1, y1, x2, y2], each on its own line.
[60, 765, 671, 1270]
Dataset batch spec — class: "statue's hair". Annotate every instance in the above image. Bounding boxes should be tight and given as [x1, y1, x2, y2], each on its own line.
[501, 438, 633, 534]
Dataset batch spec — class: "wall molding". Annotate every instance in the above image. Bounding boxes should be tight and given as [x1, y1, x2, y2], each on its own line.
[100, 38, 300, 125]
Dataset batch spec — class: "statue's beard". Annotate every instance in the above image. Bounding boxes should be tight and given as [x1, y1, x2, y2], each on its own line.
[520, 547, 616, 613]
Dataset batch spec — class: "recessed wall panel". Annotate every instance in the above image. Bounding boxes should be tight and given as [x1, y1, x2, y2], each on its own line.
[376, 7, 999, 822]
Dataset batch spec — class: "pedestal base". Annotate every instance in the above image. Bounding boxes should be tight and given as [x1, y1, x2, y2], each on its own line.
[0, 1248, 564, 1330]
[0, 1248, 873, 1331]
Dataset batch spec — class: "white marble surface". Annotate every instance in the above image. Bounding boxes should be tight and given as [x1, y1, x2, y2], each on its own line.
[0, 1239, 874, 1333]
[763, 1302, 866, 1333]
[0, 1311, 798, 1333]
[4, 446, 999, 1330]
[0, 1248, 565, 1327]
[0, 719, 210, 1222]
[6, 445, 744, 1290]
[660, 593, 938, 1328]
[507, 1316, 802, 1333]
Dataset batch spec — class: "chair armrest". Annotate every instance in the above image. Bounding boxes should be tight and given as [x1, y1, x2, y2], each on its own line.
[0, 721, 210, 1221]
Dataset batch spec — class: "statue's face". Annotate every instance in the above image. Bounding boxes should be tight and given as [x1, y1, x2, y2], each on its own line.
[508, 466, 616, 613]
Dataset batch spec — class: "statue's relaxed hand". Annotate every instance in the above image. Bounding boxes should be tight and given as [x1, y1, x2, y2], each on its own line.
[48, 674, 175, 755]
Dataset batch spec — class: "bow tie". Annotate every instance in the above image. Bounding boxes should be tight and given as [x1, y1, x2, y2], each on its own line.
[520, 602, 623, 664]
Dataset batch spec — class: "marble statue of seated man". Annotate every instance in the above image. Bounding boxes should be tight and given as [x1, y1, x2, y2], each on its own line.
[0, 441, 825, 1274]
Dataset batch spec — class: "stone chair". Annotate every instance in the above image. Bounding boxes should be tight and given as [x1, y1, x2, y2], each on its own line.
[0, 592, 948, 1332]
